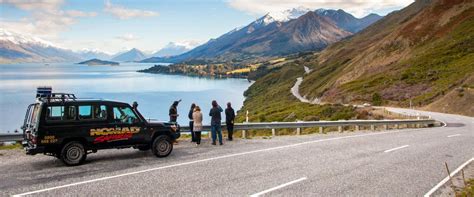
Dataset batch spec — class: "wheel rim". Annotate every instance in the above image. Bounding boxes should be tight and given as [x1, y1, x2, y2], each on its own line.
[66, 146, 82, 162]
[157, 139, 171, 155]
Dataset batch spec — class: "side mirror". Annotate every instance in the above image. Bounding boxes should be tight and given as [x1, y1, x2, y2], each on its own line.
[132, 101, 138, 109]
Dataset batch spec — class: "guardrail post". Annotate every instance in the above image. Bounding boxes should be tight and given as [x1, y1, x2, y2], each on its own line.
[319, 127, 323, 133]
[338, 126, 343, 133]
[396, 124, 400, 129]
[355, 125, 360, 131]
[271, 128, 276, 137]
[296, 128, 301, 135]
[242, 130, 246, 139]
[370, 125, 375, 131]
[383, 125, 388, 130]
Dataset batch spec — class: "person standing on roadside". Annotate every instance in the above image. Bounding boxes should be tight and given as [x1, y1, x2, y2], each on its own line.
[188, 103, 196, 142]
[209, 100, 223, 145]
[192, 106, 203, 145]
[169, 99, 181, 123]
[225, 102, 235, 141]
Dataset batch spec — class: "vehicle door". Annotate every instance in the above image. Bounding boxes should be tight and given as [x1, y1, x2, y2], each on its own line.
[75, 104, 109, 149]
[108, 105, 147, 146]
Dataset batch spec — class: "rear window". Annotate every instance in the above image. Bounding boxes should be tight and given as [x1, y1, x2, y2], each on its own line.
[47, 106, 64, 120]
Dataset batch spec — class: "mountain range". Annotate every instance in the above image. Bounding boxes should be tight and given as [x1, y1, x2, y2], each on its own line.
[240, 0, 474, 119]
[142, 8, 382, 63]
[0, 29, 83, 63]
[1, 8, 380, 64]
[0, 30, 199, 63]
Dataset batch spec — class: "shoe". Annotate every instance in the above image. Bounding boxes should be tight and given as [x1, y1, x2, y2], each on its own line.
[212, 142, 216, 145]
[219, 142, 223, 145]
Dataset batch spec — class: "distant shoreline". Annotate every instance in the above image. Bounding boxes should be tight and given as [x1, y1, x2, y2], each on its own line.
[138, 64, 250, 80]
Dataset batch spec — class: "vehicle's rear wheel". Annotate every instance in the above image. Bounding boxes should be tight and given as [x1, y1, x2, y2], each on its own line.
[60, 141, 86, 166]
[152, 135, 173, 157]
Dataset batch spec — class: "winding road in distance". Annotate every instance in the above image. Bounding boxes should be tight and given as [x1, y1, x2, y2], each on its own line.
[1, 108, 472, 196]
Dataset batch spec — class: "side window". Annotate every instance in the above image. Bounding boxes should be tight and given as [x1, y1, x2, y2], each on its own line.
[66, 106, 77, 120]
[113, 106, 138, 124]
[47, 106, 64, 120]
[78, 105, 92, 120]
[93, 105, 107, 120]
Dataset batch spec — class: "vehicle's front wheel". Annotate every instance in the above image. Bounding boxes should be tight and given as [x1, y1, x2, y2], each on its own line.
[152, 135, 173, 157]
[60, 141, 86, 166]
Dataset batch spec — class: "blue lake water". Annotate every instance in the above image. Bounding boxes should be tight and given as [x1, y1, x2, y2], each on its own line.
[0, 63, 251, 133]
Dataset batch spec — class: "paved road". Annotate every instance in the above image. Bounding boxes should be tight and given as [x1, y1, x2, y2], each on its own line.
[0, 108, 472, 196]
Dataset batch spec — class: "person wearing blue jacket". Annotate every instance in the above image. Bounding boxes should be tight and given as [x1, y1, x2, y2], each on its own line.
[209, 100, 223, 145]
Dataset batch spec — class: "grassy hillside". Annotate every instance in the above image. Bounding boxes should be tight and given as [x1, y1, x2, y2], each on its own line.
[237, 59, 356, 123]
[295, 0, 474, 115]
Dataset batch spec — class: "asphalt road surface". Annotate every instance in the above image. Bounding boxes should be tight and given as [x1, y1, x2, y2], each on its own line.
[0, 108, 472, 196]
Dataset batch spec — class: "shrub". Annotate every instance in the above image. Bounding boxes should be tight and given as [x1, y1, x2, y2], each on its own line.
[372, 93, 383, 106]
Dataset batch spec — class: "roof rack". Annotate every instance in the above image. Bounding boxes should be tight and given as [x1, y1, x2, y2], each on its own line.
[38, 93, 77, 102]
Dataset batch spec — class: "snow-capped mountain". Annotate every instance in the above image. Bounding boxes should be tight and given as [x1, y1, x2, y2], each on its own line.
[151, 41, 200, 57]
[0, 28, 82, 63]
[269, 7, 312, 22]
[77, 49, 113, 60]
[143, 8, 381, 63]
[0, 28, 57, 48]
[111, 48, 147, 62]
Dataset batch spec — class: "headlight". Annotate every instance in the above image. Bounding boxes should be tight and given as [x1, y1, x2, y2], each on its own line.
[170, 125, 177, 132]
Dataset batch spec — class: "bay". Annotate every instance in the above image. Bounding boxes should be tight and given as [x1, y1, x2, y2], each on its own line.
[0, 63, 250, 133]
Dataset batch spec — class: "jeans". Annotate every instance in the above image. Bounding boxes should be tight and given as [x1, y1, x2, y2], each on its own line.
[211, 123, 222, 144]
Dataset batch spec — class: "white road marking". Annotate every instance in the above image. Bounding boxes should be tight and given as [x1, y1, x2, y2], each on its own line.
[250, 177, 307, 197]
[384, 145, 409, 153]
[14, 130, 414, 196]
[424, 157, 474, 197]
[447, 134, 461, 138]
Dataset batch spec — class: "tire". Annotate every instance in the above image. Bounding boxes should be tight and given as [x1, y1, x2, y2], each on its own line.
[60, 141, 86, 166]
[152, 135, 173, 157]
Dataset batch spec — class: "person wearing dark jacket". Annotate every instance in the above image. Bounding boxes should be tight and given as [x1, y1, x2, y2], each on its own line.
[169, 100, 181, 122]
[188, 103, 196, 142]
[209, 100, 223, 145]
[225, 102, 235, 141]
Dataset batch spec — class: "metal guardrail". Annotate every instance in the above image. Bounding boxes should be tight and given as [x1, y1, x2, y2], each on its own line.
[0, 119, 437, 143]
[0, 134, 23, 142]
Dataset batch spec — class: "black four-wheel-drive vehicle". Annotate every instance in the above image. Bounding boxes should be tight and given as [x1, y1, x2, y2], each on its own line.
[22, 88, 180, 166]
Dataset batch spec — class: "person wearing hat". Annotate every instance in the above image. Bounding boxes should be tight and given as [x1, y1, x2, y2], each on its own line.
[169, 99, 181, 123]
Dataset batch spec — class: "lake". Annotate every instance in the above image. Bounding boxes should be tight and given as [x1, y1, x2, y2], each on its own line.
[0, 63, 251, 133]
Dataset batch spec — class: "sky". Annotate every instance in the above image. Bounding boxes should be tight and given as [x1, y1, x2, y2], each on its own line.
[0, 0, 414, 54]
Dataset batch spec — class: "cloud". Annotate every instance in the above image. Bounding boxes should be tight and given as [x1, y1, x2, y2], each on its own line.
[227, 0, 414, 18]
[66, 10, 98, 17]
[104, 0, 158, 20]
[115, 33, 140, 41]
[1, 0, 97, 40]
[1, 0, 64, 10]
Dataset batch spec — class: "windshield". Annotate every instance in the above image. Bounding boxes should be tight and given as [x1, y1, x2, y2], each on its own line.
[23, 103, 41, 133]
